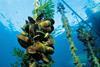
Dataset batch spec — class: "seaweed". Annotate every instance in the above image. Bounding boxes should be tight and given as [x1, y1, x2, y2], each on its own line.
[33, 0, 55, 19]
[11, 48, 29, 67]
[12, 48, 25, 58]
[10, 61, 19, 67]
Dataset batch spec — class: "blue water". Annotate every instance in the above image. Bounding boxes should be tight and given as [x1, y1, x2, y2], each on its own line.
[0, 0, 100, 67]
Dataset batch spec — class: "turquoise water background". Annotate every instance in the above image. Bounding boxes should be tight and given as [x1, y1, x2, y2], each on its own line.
[0, 0, 99, 67]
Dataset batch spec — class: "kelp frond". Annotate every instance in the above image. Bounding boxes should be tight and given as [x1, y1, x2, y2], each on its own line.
[33, 0, 55, 19]
[12, 48, 24, 58]
[10, 61, 19, 67]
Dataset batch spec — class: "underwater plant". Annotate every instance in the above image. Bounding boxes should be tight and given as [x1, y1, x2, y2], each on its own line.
[11, 48, 30, 67]
[12, 48, 25, 58]
[33, 0, 55, 19]
[10, 61, 19, 67]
